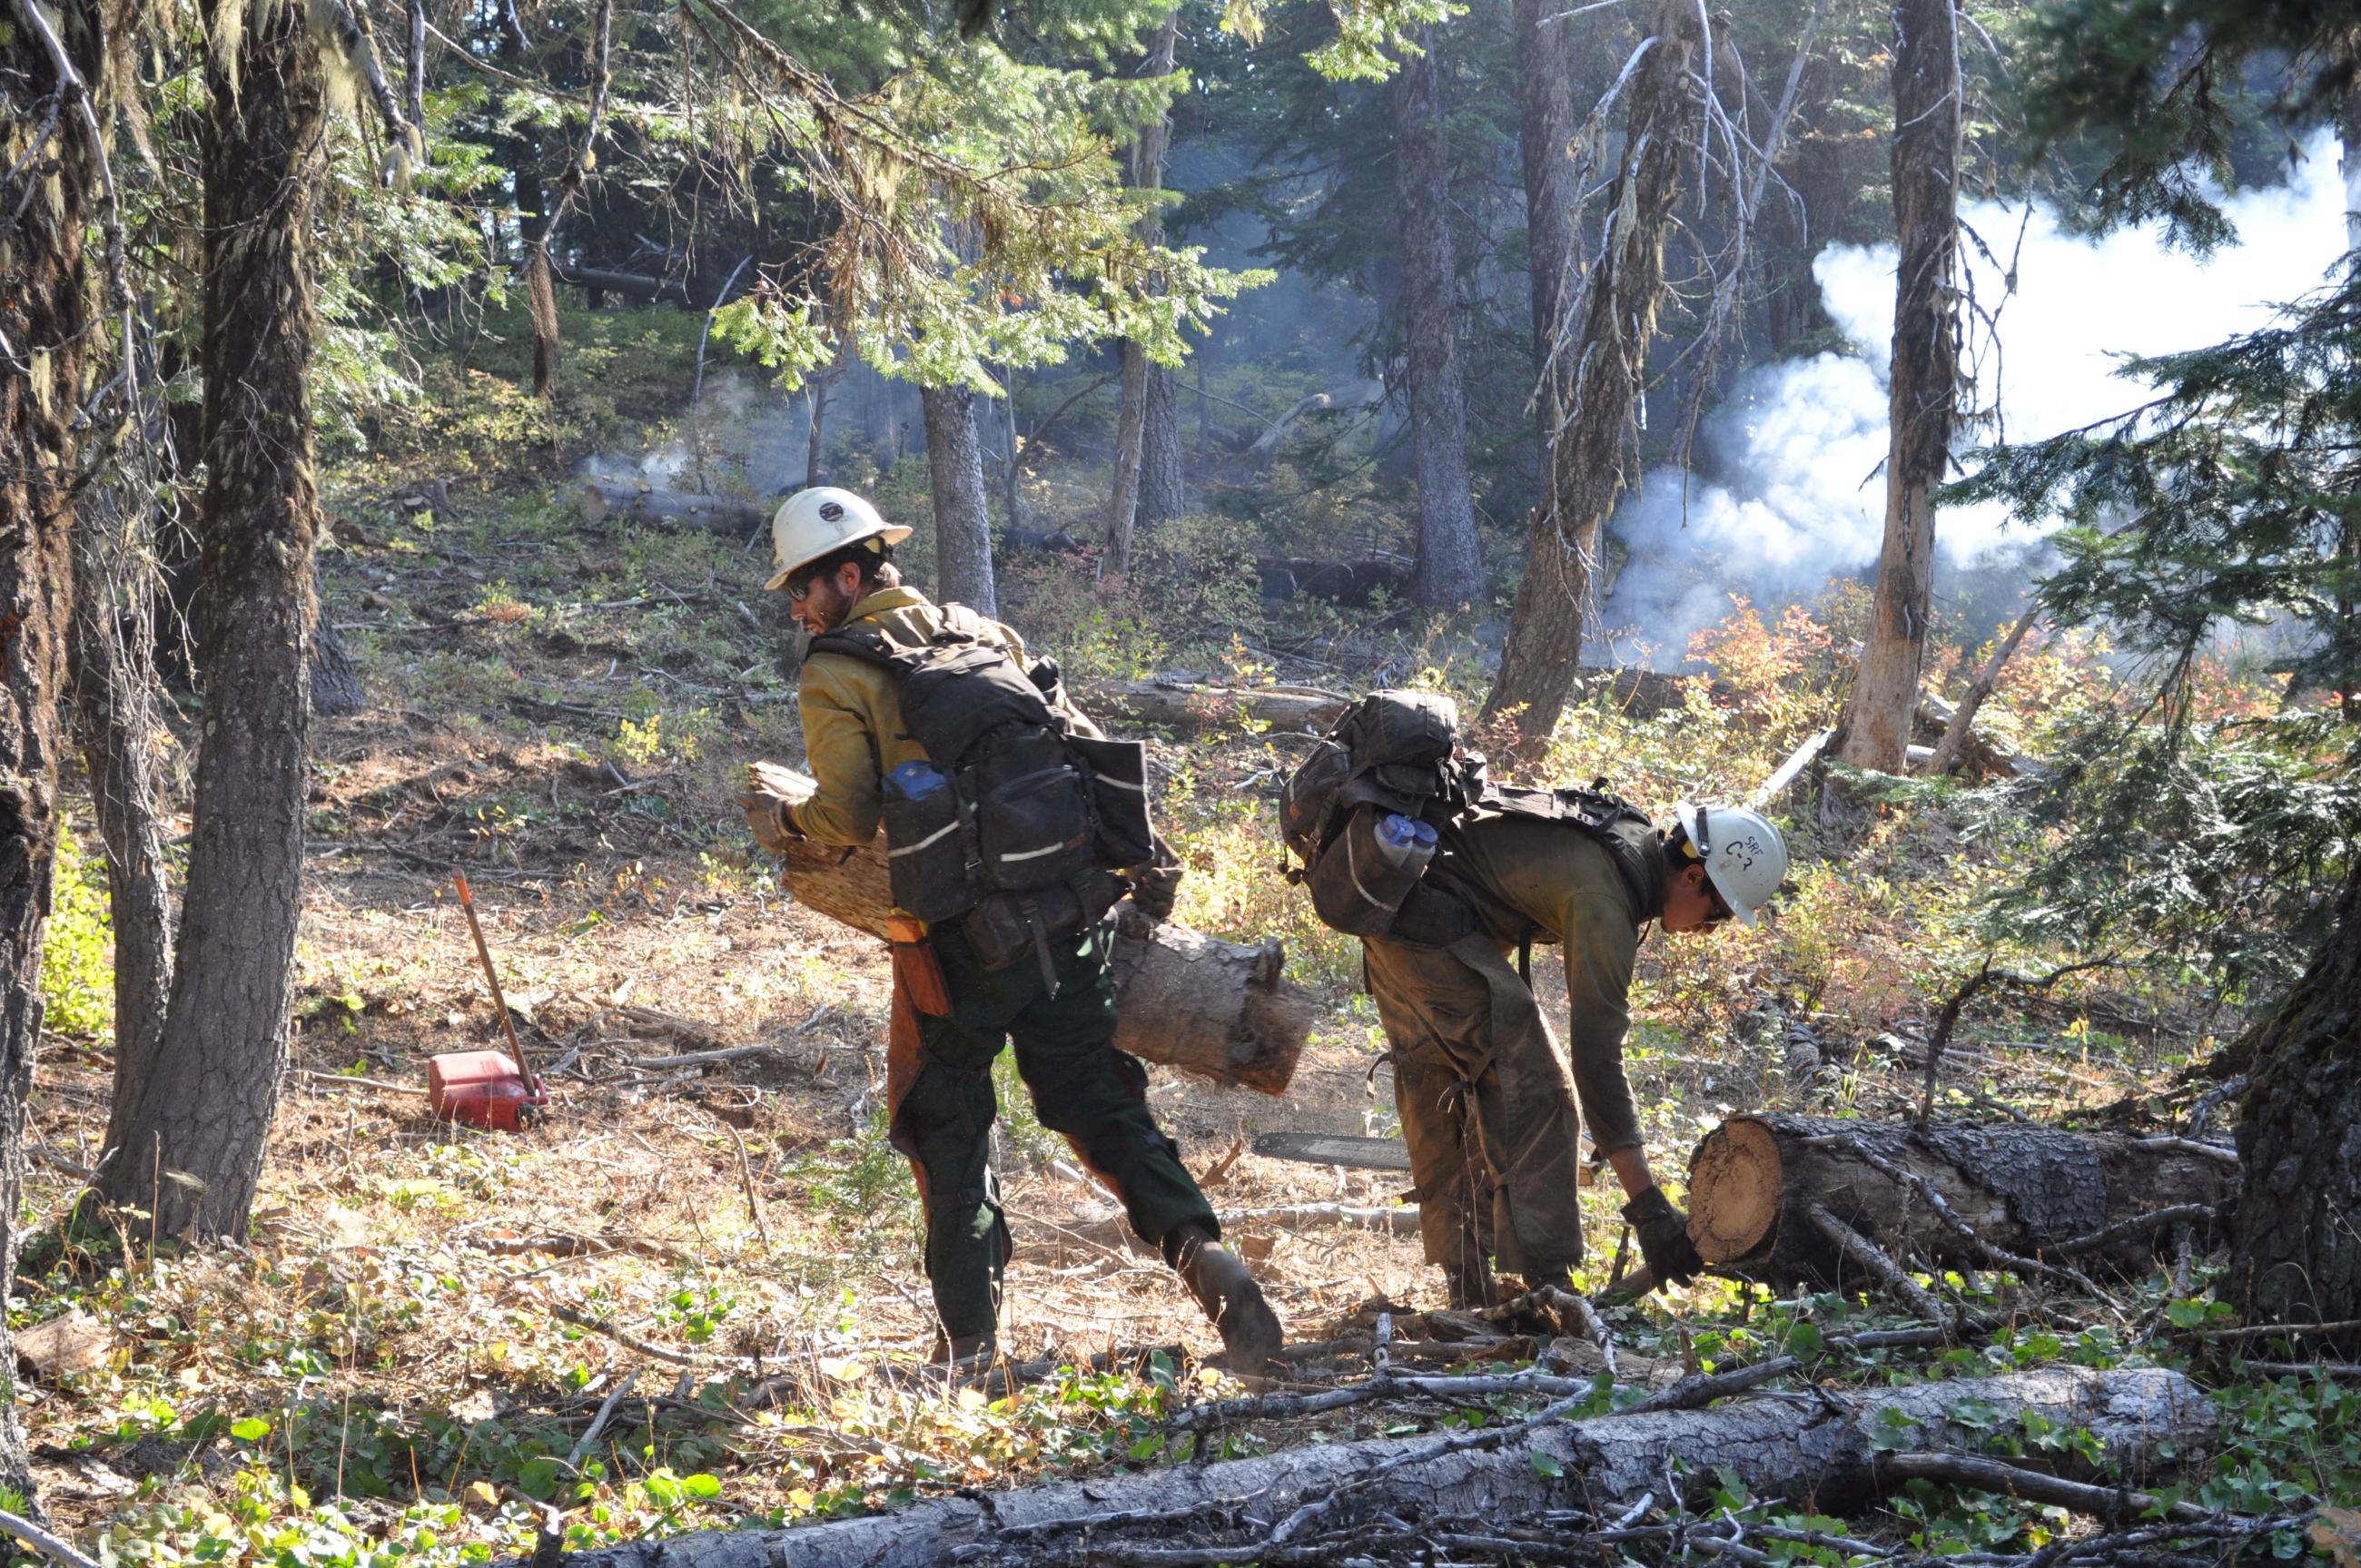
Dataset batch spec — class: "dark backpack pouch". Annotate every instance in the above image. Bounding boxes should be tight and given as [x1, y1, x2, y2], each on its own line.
[1301, 803, 1424, 936]
[881, 771, 973, 922]
[962, 871, 1122, 973]
[1068, 732, 1155, 869]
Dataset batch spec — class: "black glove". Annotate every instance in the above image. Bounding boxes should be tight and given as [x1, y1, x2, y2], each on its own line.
[1623, 1185, 1704, 1286]
[1129, 832, 1182, 921]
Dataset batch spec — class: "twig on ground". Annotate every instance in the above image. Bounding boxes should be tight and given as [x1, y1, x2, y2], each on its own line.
[566, 1368, 641, 1469]
[2049, 1205, 2215, 1257]
[0, 1508, 106, 1568]
[549, 1303, 753, 1369]
[1877, 1451, 2213, 1523]
[1807, 1200, 1949, 1325]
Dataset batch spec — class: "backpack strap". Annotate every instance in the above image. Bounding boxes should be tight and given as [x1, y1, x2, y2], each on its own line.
[807, 621, 913, 673]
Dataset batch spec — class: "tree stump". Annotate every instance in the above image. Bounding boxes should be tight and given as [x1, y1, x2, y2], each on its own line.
[1686, 1114, 2235, 1287]
[764, 767, 1312, 1095]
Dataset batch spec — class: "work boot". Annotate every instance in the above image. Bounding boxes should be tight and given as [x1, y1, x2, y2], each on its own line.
[1443, 1260, 1499, 1311]
[1167, 1223, 1285, 1374]
[934, 1331, 998, 1367]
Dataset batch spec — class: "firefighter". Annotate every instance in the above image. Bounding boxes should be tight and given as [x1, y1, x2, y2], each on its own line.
[740, 487, 1284, 1371]
[1362, 800, 1787, 1308]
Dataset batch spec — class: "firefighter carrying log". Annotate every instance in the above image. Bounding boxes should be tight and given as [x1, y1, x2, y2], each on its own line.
[740, 488, 1285, 1371]
[1280, 693, 1788, 1309]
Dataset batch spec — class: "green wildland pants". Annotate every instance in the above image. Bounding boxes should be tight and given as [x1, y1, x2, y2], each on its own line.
[891, 918, 1219, 1341]
[1362, 932, 1590, 1280]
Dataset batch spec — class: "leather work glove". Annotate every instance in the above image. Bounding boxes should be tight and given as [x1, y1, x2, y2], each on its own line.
[1622, 1185, 1704, 1286]
[739, 762, 805, 855]
[1131, 833, 1182, 922]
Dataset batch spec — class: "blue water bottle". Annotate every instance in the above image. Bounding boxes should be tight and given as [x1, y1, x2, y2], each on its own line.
[1375, 813, 1437, 875]
[886, 761, 949, 802]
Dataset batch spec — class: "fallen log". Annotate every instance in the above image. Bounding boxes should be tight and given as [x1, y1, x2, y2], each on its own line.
[760, 766, 1311, 1095]
[577, 480, 768, 537]
[548, 1365, 2210, 1568]
[1686, 1113, 2236, 1288]
[1254, 556, 1411, 605]
[1087, 679, 1348, 734]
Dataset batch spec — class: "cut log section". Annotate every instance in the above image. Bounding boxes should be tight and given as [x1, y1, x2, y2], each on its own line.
[548, 1366, 2210, 1568]
[1086, 679, 1348, 734]
[759, 766, 1312, 1095]
[578, 480, 768, 537]
[1687, 1114, 2235, 1287]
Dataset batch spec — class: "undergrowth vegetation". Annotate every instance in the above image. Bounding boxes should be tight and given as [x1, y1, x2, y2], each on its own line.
[15, 319, 2353, 1567]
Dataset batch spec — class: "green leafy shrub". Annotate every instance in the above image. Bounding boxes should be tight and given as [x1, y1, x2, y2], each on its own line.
[41, 825, 113, 1040]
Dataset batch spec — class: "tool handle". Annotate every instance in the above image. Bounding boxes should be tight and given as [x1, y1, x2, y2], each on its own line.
[454, 873, 534, 1081]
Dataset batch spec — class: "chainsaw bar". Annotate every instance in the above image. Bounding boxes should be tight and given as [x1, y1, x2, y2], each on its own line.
[1251, 1131, 1416, 1172]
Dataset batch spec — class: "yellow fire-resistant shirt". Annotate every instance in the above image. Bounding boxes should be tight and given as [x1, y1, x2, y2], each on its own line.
[791, 585, 1099, 848]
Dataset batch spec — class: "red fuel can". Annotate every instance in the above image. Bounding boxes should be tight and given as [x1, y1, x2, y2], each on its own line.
[427, 1050, 548, 1131]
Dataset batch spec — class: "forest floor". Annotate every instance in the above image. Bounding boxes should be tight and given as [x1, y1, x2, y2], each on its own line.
[16, 325, 2359, 1567]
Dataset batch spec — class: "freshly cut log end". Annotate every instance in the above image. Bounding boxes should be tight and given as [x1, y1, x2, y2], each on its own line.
[1685, 1113, 2235, 1288]
[1688, 1116, 1781, 1265]
[758, 765, 1310, 1096]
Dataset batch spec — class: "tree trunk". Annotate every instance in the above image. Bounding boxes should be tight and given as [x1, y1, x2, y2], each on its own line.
[71, 505, 179, 1146]
[1687, 1114, 2235, 1288]
[1138, 363, 1186, 525]
[552, 1366, 2208, 1568]
[921, 383, 997, 616]
[805, 358, 835, 489]
[1101, 14, 1181, 578]
[1515, 0, 1579, 518]
[1106, 342, 1151, 579]
[94, 0, 327, 1241]
[2230, 863, 2361, 1351]
[1483, 0, 1701, 746]
[757, 769, 1310, 1094]
[1837, 0, 1961, 771]
[1393, 28, 1485, 610]
[0, 0, 104, 1502]
[310, 560, 366, 715]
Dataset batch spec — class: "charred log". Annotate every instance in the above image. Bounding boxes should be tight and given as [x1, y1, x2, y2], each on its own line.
[577, 481, 768, 537]
[1087, 681, 1348, 734]
[1255, 557, 1412, 605]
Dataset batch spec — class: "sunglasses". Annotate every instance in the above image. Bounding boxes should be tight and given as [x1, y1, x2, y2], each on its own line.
[785, 566, 832, 603]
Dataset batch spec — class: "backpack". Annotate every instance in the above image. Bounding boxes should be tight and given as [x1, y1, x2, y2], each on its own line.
[810, 606, 1154, 988]
[1278, 690, 1659, 942]
[1278, 691, 1487, 936]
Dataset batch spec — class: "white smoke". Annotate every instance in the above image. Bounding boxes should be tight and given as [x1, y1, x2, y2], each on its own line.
[578, 369, 814, 496]
[1597, 130, 2351, 666]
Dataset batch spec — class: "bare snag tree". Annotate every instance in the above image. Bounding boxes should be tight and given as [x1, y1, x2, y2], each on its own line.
[1837, 0, 1962, 772]
[1482, 0, 1703, 746]
[1392, 25, 1485, 609]
[94, 0, 330, 1240]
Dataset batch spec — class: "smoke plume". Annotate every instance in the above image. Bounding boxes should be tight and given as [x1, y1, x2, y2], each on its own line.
[1596, 131, 2349, 667]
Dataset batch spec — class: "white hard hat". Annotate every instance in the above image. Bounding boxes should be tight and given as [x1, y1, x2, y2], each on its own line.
[764, 487, 911, 593]
[1674, 801, 1787, 929]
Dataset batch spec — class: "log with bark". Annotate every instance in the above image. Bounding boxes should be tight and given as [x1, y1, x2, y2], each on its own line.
[760, 766, 1311, 1095]
[1254, 556, 1412, 605]
[1686, 1114, 2235, 1288]
[1086, 680, 1348, 734]
[577, 480, 767, 537]
[548, 1365, 2210, 1568]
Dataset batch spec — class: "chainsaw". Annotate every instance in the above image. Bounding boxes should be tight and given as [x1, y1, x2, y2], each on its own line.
[1251, 1131, 1666, 1297]
[1250, 1130, 1603, 1185]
